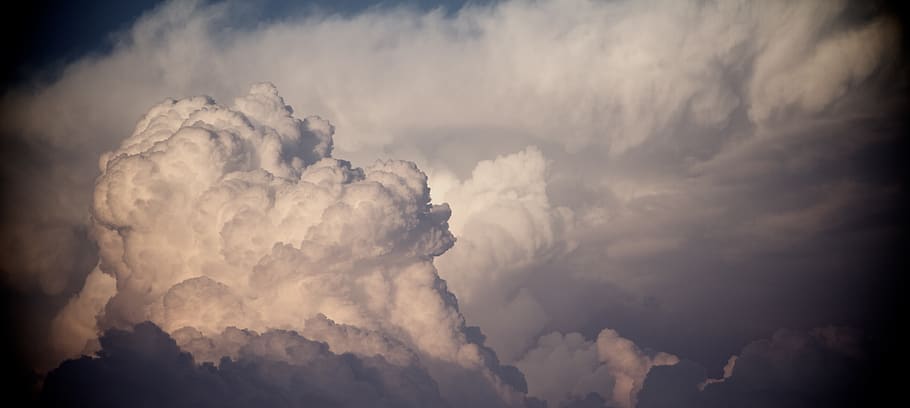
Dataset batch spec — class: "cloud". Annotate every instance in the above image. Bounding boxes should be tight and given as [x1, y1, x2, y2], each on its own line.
[172, 313, 421, 370]
[638, 326, 871, 408]
[0, 0, 904, 405]
[3, 0, 901, 341]
[516, 328, 678, 408]
[41, 79, 676, 408]
[42, 321, 449, 408]
[3, 0, 898, 165]
[746, 4, 901, 123]
[431, 146, 576, 361]
[52, 83, 529, 407]
[698, 355, 737, 390]
[48, 266, 116, 358]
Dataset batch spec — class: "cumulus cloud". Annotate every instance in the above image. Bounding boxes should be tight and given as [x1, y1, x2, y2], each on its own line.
[3, 0, 901, 343]
[430, 146, 575, 361]
[51, 83, 529, 407]
[48, 266, 116, 357]
[516, 328, 678, 408]
[0, 0, 904, 405]
[42, 79, 675, 408]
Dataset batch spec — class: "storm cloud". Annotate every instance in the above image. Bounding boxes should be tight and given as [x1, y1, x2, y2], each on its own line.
[1, 0, 906, 407]
[42, 321, 448, 408]
[637, 326, 879, 408]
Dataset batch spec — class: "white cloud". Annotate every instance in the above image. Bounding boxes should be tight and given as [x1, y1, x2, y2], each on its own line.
[56, 83, 526, 406]
[49, 265, 117, 358]
[431, 147, 575, 361]
[3, 0, 897, 308]
[517, 328, 678, 408]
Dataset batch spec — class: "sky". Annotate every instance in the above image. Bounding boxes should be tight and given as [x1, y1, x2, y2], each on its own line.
[0, 0, 907, 407]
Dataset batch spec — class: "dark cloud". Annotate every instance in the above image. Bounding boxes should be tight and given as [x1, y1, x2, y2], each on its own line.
[638, 327, 897, 408]
[559, 393, 607, 408]
[41, 321, 449, 408]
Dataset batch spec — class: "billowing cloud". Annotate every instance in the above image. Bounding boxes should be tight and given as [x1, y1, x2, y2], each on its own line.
[431, 146, 576, 361]
[51, 83, 529, 407]
[1, 0, 904, 406]
[3, 1, 901, 341]
[49, 266, 116, 357]
[517, 328, 678, 408]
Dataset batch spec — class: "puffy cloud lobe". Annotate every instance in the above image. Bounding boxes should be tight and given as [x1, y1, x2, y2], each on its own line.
[41, 322, 449, 408]
[53, 84, 528, 407]
[638, 326, 869, 408]
[596, 329, 679, 408]
[515, 332, 612, 406]
[298, 313, 420, 367]
[49, 266, 116, 358]
[433, 147, 574, 298]
[432, 147, 575, 361]
[516, 328, 678, 408]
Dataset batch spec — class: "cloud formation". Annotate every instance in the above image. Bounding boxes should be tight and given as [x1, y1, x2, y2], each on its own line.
[51, 83, 531, 407]
[517, 329, 678, 408]
[637, 326, 872, 408]
[42, 321, 449, 408]
[431, 147, 576, 361]
[1, 0, 905, 406]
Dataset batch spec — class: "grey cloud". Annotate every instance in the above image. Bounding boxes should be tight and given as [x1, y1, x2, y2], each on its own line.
[515, 328, 678, 408]
[637, 327, 881, 408]
[41, 321, 449, 408]
[1, 0, 906, 406]
[559, 393, 607, 408]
